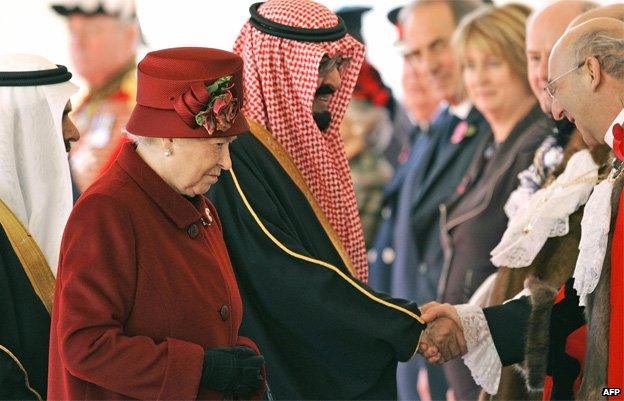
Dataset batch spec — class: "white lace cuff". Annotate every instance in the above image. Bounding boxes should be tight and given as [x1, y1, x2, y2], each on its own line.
[456, 304, 502, 395]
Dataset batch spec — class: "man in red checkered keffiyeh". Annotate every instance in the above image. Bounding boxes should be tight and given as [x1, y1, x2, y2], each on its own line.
[208, 1, 427, 399]
[234, 0, 368, 281]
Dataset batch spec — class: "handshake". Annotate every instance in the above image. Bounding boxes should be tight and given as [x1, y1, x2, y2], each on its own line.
[417, 302, 468, 364]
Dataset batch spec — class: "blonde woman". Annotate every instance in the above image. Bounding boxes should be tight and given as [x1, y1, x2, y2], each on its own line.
[432, 4, 553, 400]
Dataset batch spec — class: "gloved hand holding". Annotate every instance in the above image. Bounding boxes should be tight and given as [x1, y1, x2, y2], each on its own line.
[200, 346, 265, 398]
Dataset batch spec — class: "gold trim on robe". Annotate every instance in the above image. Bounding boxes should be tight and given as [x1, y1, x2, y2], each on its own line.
[231, 119, 425, 326]
[0, 344, 43, 401]
[229, 167, 425, 325]
[0, 198, 54, 314]
[245, 117, 358, 278]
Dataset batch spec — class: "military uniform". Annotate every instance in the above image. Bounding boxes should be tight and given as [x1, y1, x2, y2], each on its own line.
[69, 61, 135, 192]
[341, 99, 394, 246]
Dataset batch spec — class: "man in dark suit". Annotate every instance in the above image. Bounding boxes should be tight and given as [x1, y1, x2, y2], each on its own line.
[367, 1, 488, 399]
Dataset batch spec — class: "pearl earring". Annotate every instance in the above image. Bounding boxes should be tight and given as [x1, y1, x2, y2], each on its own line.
[164, 148, 172, 157]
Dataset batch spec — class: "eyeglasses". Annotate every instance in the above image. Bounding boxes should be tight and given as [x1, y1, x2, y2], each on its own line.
[319, 55, 350, 76]
[544, 60, 586, 99]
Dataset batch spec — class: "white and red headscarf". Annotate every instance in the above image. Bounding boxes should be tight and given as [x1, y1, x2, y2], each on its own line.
[234, 0, 368, 282]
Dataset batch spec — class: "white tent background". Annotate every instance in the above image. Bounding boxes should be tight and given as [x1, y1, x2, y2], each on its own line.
[1, 0, 620, 102]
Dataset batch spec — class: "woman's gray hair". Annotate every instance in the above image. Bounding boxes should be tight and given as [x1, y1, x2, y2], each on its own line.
[124, 129, 158, 147]
[574, 30, 624, 79]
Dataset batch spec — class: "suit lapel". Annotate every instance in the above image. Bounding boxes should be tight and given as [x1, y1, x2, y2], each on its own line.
[444, 104, 543, 230]
[414, 107, 489, 209]
[379, 127, 425, 203]
[404, 108, 454, 200]
[410, 109, 472, 208]
[381, 123, 436, 204]
[403, 132, 436, 191]
[413, 139, 464, 207]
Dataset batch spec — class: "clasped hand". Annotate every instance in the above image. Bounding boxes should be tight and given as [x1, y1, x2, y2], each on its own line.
[417, 302, 468, 364]
[201, 346, 265, 398]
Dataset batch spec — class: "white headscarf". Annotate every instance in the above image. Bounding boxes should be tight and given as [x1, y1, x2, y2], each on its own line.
[0, 54, 78, 274]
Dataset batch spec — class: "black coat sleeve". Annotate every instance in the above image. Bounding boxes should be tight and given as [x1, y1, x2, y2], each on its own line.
[482, 296, 531, 366]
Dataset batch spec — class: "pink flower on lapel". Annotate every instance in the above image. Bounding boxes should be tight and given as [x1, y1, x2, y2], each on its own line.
[451, 121, 469, 144]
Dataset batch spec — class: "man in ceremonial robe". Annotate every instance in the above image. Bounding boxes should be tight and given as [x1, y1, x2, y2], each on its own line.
[0, 54, 79, 400]
[208, 1, 431, 399]
[545, 17, 624, 399]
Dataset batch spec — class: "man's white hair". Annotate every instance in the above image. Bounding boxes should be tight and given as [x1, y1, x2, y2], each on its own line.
[573, 30, 624, 79]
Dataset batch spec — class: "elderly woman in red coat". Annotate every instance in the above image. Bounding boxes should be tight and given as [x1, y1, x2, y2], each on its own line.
[48, 48, 265, 400]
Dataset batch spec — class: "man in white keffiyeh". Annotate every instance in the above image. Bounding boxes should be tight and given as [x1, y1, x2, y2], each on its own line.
[0, 53, 79, 400]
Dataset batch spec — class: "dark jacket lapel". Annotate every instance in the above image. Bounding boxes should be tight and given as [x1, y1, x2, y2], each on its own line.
[411, 107, 483, 209]
[444, 104, 544, 229]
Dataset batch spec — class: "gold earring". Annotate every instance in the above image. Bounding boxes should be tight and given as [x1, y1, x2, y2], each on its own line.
[164, 148, 172, 157]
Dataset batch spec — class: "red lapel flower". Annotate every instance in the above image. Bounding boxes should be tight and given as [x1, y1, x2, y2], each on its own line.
[613, 123, 624, 161]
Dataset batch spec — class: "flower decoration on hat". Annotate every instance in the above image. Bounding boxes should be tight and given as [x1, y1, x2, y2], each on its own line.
[195, 76, 238, 135]
[172, 75, 239, 136]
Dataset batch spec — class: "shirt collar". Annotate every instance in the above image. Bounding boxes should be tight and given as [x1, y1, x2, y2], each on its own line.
[448, 99, 472, 120]
[604, 107, 624, 148]
[116, 141, 203, 229]
[406, 103, 444, 132]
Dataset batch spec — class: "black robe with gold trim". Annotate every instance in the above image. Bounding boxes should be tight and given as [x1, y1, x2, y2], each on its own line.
[0, 225, 49, 401]
[208, 121, 426, 400]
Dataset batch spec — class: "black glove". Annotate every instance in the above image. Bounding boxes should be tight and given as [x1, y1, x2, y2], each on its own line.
[200, 346, 265, 398]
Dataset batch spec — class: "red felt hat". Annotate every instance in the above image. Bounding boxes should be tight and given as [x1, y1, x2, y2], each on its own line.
[126, 47, 249, 138]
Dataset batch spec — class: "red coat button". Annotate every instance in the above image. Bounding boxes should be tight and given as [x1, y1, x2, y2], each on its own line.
[187, 224, 199, 238]
[219, 305, 229, 321]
